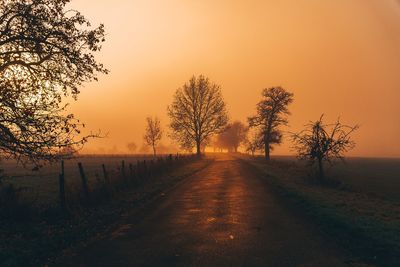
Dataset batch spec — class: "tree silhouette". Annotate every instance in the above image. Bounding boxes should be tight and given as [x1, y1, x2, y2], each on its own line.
[214, 130, 231, 152]
[229, 121, 248, 152]
[126, 142, 137, 154]
[248, 87, 294, 160]
[214, 121, 248, 152]
[245, 129, 264, 156]
[291, 115, 358, 180]
[144, 117, 162, 156]
[0, 0, 107, 164]
[168, 75, 228, 156]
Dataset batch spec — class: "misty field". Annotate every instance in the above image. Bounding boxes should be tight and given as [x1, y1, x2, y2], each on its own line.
[0, 155, 171, 207]
[0, 155, 207, 267]
[2, 154, 399, 208]
[272, 156, 400, 201]
[242, 155, 400, 266]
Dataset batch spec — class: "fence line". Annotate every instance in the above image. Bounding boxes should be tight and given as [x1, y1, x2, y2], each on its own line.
[58, 154, 197, 210]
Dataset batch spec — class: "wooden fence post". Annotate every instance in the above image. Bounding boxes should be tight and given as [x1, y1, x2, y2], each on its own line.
[102, 164, 110, 186]
[102, 163, 113, 196]
[136, 160, 141, 180]
[121, 160, 126, 181]
[59, 160, 66, 211]
[129, 163, 134, 180]
[78, 162, 90, 200]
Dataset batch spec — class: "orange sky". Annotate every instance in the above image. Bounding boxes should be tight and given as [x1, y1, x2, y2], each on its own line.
[68, 0, 400, 157]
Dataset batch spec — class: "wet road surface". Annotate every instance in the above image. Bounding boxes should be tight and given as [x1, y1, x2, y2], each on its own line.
[58, 155, 349, 266]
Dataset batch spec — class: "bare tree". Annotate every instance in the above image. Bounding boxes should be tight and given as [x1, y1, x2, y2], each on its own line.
[168, 75, 229, 156]
[291, 115, 359, 180]
[245, 129, 264, 156]
[0, 0, 108, 165]
[248, 87, 294, 160]
[126, 142, 137, 154]
[144, 117, 163, 156]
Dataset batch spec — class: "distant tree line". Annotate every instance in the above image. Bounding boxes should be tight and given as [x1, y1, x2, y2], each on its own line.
[212, 121, 248, 153]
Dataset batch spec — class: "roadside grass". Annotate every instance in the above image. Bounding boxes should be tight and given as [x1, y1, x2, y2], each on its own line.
[266, 156, 400, 202]
[241, 155, 400, 267]
[0, 157, 212, 267]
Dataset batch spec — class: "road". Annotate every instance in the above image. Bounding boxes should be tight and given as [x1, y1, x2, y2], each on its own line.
[58, 154, 350, 267]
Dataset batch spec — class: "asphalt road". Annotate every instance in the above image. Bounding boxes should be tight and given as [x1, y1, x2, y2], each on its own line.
[58, 154, 350, 267]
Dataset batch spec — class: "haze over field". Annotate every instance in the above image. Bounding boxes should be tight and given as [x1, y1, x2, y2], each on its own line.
[2, 1, 400, 265]
[69, 0, 400, 157]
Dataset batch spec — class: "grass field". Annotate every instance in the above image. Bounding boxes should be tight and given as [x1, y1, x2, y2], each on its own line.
[271, 155, 400, 201]
[242, 154, 400, 266]
[0, 156, 210, 267]
[2, 154, 399, 207]
[0, 154, 172, 207]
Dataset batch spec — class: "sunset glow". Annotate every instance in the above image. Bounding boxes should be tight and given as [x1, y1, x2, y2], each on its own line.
[69, 0, 400, 157]
[2, 1, 400, 265]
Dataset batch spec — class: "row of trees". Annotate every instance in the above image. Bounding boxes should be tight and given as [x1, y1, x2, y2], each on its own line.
[164, 77, 297, 159]
[126, 74, 358, 180]
[140, 83, 289, 159]
[166, 75, 358, 179]
[142, 75, 229, 157]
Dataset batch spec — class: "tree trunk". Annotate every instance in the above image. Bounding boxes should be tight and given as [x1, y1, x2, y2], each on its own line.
[318, 157, 324, 181]
[264, 127, 271, 161]
[196, 141, 201, 156]
[152, 145, 156, 157]
[264, 140, 270, 161]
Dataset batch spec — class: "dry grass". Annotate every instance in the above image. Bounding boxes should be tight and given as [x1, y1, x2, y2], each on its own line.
[0, 155, 211, 267]
[255, 155, 400, 201]
[252, 157, 400, 224]
[240, 154, 400, 267]
[0, 155, 170, 207]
